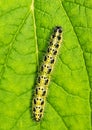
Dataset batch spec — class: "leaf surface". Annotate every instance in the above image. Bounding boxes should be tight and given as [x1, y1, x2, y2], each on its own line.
[0, 0, 91, 130]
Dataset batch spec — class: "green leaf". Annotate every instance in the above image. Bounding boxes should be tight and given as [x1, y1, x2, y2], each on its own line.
[0, 0, 91, 130]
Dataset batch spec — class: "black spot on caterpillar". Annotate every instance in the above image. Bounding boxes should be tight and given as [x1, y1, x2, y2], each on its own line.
[41, 64, 52, 74]
[32, 26, 63, 121]
[37, 75, 49, 85]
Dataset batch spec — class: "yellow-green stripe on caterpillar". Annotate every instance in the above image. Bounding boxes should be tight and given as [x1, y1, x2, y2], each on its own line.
[32, 26, 63, 121]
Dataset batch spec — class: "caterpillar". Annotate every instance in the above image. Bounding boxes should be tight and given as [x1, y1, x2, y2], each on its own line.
[32, 26, 63, 121]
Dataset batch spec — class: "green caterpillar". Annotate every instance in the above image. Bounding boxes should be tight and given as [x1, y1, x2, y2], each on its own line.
[32, 26, 63, 121]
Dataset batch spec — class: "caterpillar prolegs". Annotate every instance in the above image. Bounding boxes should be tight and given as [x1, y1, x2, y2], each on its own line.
[32, 26, 63, 121]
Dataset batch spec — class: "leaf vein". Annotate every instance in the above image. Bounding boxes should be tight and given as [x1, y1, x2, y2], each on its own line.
[0, 10, 30, 81]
